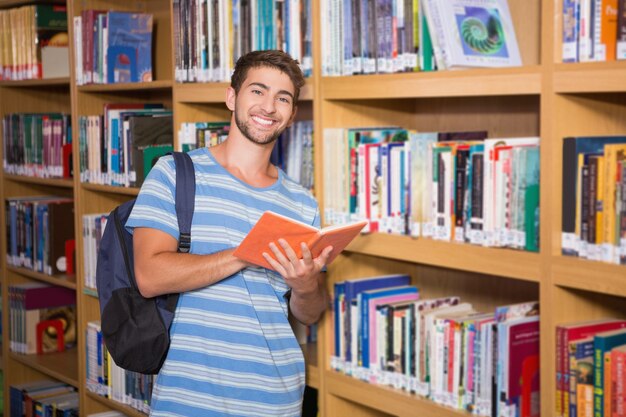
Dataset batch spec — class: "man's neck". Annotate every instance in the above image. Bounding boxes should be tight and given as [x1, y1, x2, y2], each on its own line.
[210, 130, 278, 188]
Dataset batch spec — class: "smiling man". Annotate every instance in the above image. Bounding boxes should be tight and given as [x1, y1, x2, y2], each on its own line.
[126, 50, 331, 417]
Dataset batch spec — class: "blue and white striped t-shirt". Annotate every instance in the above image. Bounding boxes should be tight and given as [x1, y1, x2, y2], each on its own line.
[126, 147, 320, 417]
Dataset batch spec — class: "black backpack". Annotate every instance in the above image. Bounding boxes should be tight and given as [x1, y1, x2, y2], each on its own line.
[96, 152, 195, 374]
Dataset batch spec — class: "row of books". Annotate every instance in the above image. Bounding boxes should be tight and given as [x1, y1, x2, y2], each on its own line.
[331, 274, 539, 417]
[9, 380, 77, 417]
[173, 0, 313, 82]
[177, 121, 230, 152]
[2, 113, 72, 179]
[86, 321, 154, 414]
[271, 120, 314, 191]
[561, 136, 626, 265]
[83, 213, 108, 291]
[78, 103, 172, 187]
[323, 128, 540, 251]
[73, 10, 153, 85]
[562, 0, 626, 63]
[556, 319, 626, 417]
[321, 0, 521, 76]
[0, 4, 69, 81]
[5, 197, 75, 276]
[8, 283, 76, 355]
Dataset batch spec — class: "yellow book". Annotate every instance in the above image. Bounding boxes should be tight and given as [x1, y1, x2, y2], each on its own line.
[603, 144, 626, 260]
[595, 155, 605, 245]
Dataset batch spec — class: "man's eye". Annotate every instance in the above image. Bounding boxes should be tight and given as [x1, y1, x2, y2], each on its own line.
[251, 89, 262, 95]
[278, 97, 290, 104]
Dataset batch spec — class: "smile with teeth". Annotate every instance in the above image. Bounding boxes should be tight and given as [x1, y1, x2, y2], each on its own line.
[252, 115, 276, 127]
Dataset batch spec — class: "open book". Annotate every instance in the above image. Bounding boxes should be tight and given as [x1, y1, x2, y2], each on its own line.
[233, 211, 368, 270]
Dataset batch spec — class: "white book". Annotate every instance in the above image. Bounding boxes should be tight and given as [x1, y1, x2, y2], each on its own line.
[482, 137, 539, 247]
[431, 0, 522, 68]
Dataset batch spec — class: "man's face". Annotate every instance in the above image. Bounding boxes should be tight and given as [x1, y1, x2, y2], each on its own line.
[227, 66, 297, 145]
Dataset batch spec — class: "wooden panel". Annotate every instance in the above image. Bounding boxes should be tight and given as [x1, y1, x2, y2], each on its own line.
[322, 68, 542, 100]
[0, 78, 70, 87]
[321, 96, 540, 139]
[326, 371, 466, 417]
[9, 349, 79, 387]
[0, 86, 71, 114]
[7, 266, 77, 290]
[554, 63, 626, 93]
[86, 391, 147, 417]
[75, 89, 173, 116]
[78, 80, 172, 92]
[508, 0, 542, 66]
[552, 256, 626, 298]
[341, 234, 541, 282]
[81, 183, 140, 196]
[3, 179, 74, 199]
[79, 187, 135, 215]
[551, 286, 626, 326]
[4, 175, 74, 189]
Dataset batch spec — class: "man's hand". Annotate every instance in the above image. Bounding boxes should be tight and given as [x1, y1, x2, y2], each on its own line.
[263, 239, 332, 324]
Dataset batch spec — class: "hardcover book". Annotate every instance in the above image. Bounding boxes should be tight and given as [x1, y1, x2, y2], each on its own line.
[106, 11, 153, 83]
[426, 0, 522, 68]
[233, 211, 367, 270]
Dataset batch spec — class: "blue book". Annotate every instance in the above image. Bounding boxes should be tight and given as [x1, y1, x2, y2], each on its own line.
[359, 285, 419, 368]
[342, 274, 411, 362]
[593, 328, 626, 417]
[107, 11, 153, 83]
[333, 282, 346, 357]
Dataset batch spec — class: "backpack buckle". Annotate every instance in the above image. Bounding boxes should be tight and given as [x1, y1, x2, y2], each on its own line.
[178, 233, 191, 253]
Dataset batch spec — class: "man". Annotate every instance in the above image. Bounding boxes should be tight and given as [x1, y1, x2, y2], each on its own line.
[126, 50, 330, 416]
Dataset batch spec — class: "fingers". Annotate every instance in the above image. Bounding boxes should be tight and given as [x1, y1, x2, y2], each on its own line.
[262, 251, 287, 276]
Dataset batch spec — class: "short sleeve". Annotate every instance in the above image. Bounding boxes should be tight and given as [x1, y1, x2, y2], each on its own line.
[125, 156, 179, 239]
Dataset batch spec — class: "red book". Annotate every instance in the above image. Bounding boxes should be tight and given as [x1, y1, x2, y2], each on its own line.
[233, 211, 367, 270]
[556, 319, 626, 416]
[611, 345, 626, 417]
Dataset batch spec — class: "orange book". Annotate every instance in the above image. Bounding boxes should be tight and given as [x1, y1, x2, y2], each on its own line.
[233, 211, 368, 270]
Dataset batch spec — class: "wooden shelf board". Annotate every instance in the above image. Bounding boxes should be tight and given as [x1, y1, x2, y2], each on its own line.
[81, 183, 140, 196]
[86, 391, 148, 417]
[344, 234, 541, 282]
[321, 67, 542, 100]
[78, 80, 173, 92]
[302, 342, 319, 389]
[10, 349, 79, 387]
[4, 174, 74, 188]
[553, 62, 626, 93]
[552, 256, 626, 297]
[0, 0, 62, 8]
[326, 371, 467, 417]
[7, 266, 76, 289]
[175, 82, 230, 103]
[174, 77, 314, 103]
[0, 77, 70, 87]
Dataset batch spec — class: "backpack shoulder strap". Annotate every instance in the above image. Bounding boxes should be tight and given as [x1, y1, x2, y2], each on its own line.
[171, 152, 195, 254]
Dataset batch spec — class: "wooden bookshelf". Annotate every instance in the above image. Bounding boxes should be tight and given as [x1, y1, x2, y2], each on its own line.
[0, 77, 71, 87]
[78, 79, 174, 92]
[9, 349, 79, 387]
[4, 174, 74, 188]
[86, 391, 148, 417]
[1, 0, 625, 416]
[7, 266, 77, 290]
[321, 67, 543, 100]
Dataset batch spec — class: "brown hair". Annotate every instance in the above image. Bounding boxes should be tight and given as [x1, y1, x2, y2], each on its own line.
[230, 50, 305, 104]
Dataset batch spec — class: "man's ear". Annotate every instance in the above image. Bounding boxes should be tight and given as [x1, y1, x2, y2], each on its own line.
[226, 87, 236, 111]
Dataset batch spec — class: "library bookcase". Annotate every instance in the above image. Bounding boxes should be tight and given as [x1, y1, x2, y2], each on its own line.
[0, 0, 624, 416]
